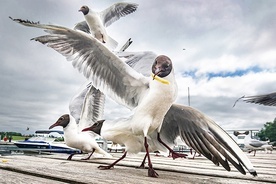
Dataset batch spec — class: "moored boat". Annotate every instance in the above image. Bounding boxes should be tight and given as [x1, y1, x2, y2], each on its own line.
[14, 130, 81, 154]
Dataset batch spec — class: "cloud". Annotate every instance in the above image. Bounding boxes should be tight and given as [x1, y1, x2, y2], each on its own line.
[0, 0, 275, 135]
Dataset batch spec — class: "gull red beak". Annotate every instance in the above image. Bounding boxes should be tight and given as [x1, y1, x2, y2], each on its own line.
[49, 122, 59, 129]
[82, 127, 91, 132]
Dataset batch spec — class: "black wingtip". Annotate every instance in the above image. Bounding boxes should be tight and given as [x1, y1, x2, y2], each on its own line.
[232, 95, 245, 108]
[9, 16, 40, 25]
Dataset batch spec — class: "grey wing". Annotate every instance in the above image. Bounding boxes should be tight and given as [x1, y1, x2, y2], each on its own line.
[73, 21, 90, 34]
[100, 2, 138, 27]
[11, 18, 149, 109]
[249, 139, 266, 148]
[78, 83, 105, 131]
[118, 51, 157, 77]
[243, 92, 276, 106]
[160, 104, 257, 176]
[69, 81, 92, 123]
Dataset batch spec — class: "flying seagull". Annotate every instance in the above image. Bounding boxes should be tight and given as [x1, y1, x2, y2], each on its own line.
[10, 18, 180, 177]
[49, 82, 112, 160]
[77, 2, 138, 50]
[242, 92, 276, 106]
[233, 92, 276, 107]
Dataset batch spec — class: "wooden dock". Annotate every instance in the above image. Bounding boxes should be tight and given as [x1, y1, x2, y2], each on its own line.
[0, 151, 275, 184]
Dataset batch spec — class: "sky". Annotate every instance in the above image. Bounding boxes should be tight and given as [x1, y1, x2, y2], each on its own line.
[0, 0, 275, 135]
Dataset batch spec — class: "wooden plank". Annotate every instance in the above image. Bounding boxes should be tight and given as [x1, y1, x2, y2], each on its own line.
[0, 169, 67, 184]
[0, 151, 275, 183]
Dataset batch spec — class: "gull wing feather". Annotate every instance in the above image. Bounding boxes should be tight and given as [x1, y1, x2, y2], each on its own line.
[73, 21, 90, 34]
[10, 17, 149, 109]
[243, 92, 276, 106]
[100, 2, 138, 27]
[69, 82, 92, 124]
[78, 82, 105, 132]
[118, 51, 157, 77]
[160, 104, 257, 176]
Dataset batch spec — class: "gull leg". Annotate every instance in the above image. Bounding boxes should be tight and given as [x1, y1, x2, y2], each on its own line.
[81, 149, 95, 160]
[67, 153, 75, 160]
[144, 137, 159, 177]
[98, 151, 127, 170]
[136, 154, 147, 169]
[192, 151, 196, 159]
[157, 133, 187, 159]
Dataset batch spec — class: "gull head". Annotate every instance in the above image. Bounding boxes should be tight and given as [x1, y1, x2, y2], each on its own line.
[49, 114, 70, 129]
[79, 5, 89, 15]
[82, 120, 105, 135]
[152, 55, 172, 80]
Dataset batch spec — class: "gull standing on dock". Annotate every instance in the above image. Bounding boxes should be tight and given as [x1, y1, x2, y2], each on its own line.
[244, 135, 273, 156]
[79, 51, 257, 176]
[49, 82, 112, 160]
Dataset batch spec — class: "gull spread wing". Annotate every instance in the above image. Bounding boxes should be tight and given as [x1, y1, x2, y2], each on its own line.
[69, 82, 92, 124]
[160, 104, 257, 176]
[100, 2, 138, 27]
[10, 17, 149, 109]
[243, 92, 276, 106]
[78, 82, 105, 132]
[69, 81, 104, 130]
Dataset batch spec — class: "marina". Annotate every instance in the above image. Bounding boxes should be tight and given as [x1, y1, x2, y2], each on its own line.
[0, 148, 275, 184]
[1, 130, 81, 155]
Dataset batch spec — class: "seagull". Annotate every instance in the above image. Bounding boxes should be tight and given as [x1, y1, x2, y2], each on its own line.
[77, 2, 138, 50]
[11, 18, 257, 177]
[49, 82, 112, 160]
[72, 50, 256, 176]
[233, 92, 276, 107]
[11, 19, 179, 177]
[83, 103, 257, 176]
[244, 135, 273, 156]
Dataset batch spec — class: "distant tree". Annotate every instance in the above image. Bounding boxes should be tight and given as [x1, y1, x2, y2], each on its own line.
[257, 118, 276, 144]
[0, 132, 22, 138]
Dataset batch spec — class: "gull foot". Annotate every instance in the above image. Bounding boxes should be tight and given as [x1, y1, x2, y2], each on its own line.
[148, 167, 159, 177]
[171, 152, 187, 160]
[98, 165, 114, 170]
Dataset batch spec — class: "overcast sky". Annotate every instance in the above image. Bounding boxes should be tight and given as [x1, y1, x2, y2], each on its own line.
[0, 0, 275, 135]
